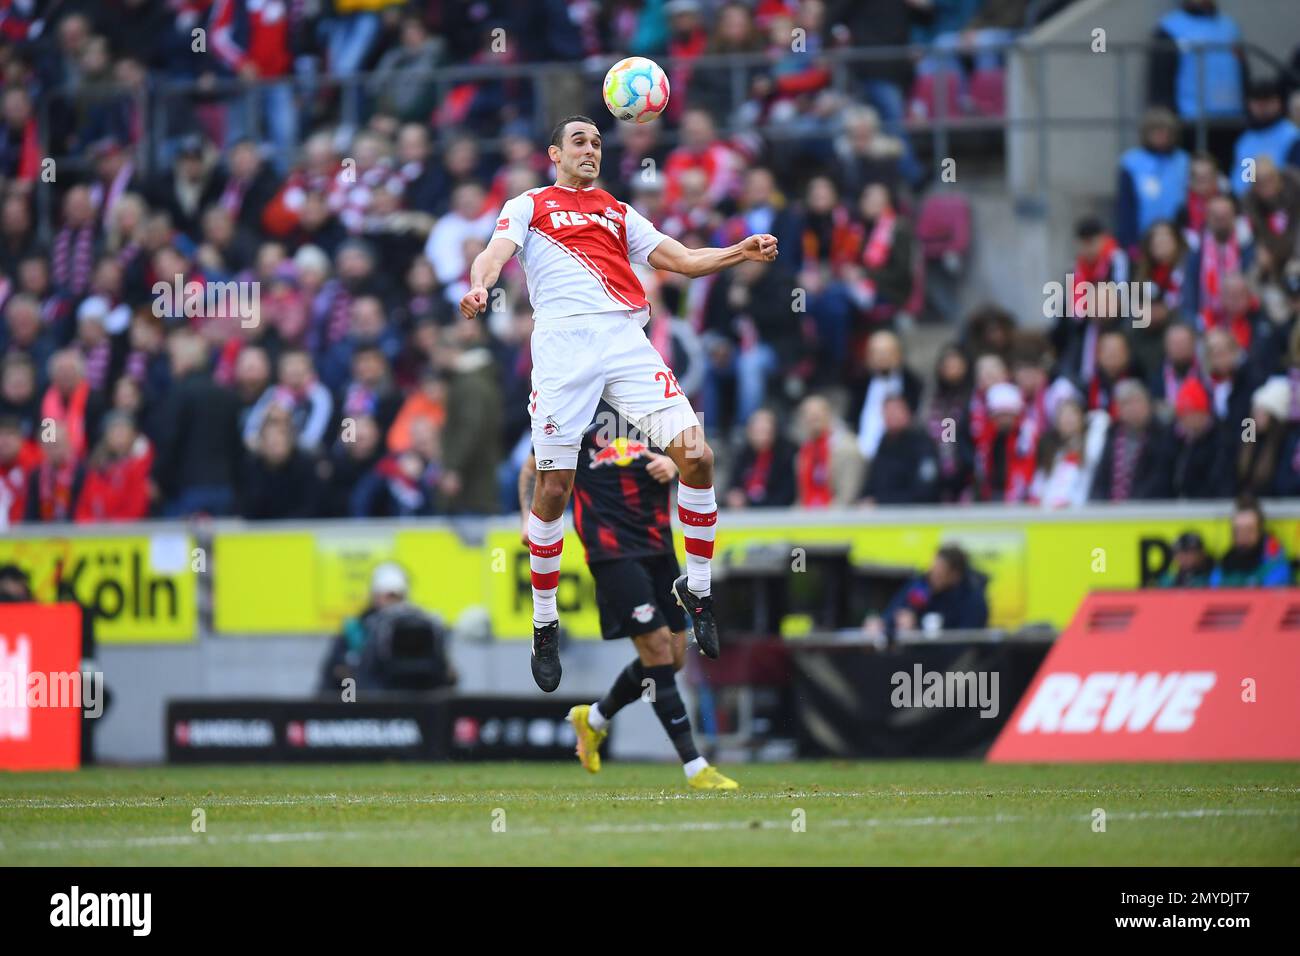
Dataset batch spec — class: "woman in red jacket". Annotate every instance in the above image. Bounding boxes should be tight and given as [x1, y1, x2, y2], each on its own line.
[75, 412, 153, 523]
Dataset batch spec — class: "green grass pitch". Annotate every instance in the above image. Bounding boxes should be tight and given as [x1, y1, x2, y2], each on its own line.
[2, 761, 1297, 865]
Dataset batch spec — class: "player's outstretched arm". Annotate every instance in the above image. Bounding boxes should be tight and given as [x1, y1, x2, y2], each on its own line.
[460, 237, 519, 319]
[647, 233, 778, 278]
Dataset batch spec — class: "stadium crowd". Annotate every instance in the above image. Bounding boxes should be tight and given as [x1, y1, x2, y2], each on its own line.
[1, 0, 1299, 528]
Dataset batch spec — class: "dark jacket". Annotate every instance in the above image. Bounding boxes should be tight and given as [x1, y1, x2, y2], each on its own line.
[727, 439, 798, 508]
[863, 426, 940, 504]
[883, 571, 989, 640]
[240, 449, 323, 520]
[152, 369, 243, 498]
[1089, 421, 1177, 501]
[1170, 423, 1233, 499]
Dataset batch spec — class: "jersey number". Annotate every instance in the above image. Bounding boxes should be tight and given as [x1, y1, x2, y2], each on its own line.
[655, 370, 682, 398]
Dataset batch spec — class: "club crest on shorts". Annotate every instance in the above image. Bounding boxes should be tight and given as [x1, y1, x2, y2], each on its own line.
[632, 602, 656, 623]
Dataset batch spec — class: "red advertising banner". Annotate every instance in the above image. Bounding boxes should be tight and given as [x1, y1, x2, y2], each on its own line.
[989, 590, 1300, 762]
[0, 602, 83, 771]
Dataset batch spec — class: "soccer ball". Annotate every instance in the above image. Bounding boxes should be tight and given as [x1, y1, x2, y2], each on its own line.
[602, 57, 670, 124]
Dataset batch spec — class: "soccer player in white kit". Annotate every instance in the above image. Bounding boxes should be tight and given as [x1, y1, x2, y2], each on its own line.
[459, 115, 778, 692]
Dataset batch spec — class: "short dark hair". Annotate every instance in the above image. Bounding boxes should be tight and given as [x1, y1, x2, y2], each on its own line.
[935, 543, 969, 578]
[550, 115, 599, 148]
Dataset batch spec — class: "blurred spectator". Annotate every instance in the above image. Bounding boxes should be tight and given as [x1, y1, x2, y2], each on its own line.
[0, 563, 32, 602]
[75, 410, 153, 522]
[1089, 380, 1175, 501]
[843, 183, 914, 316]
[834, 104, 906, 202]
[0, 415, 28, 528]
[663, 107, 744, 206]
[725, 407, 797, 509]
[868, 543, 989, 642]
[1204, 326, 1261, 431]
[437, 320, 501, 515]
[1080, 328, 1138, 416]
[1176, 152, 1228, 250]
[1150, 323, 1200, 410]
[1116, 108, 1189, 251]
[24, 422, 84, 523]
[860, 393, 940, 505]
[240, 412, 323, 519]
[3, 293, 56, 379]
[1148, 0, 1244, 121]
[853, 329, 923, 461]
[1232, 79, 1300, 196]
[0, 354, 41, 441]
[324, 413, 383, 517]
[972, 381, 1035, 502]
[1183, 194, 1255, 320]
[701, 256, 796, 430]
[42, 348, 105, 459]
[243, 348, 334, 452]
[368, 12, 444, 122]
[796, 393, 862, 508]
[690, 1, 765, 123]
[923, 343, 973, 501]
[1170, 377, 1231, 498]
[153, 332, 242, 516]
[423, 182, 495, 306]
[1156, 530, 1214, 587]
[1236, 377, 1300, 498]
[1030, 389, 1093, 509]
[1209, 498, 1292, 586]
[144, 134, 221, 240]
[1242, 158, 1300, 284]
[1132, 221, 1188, 372]
[353, 414, 440, 518]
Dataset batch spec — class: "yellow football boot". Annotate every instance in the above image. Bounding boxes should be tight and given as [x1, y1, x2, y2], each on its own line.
[687, 766, 740, 791]
[567, 704, 607, 773]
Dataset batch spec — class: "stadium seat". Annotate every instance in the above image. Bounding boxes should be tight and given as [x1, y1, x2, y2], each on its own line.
[908, 71, 963, 121]
[915, 192, 973, 262]
[969, 68, 1007, 117]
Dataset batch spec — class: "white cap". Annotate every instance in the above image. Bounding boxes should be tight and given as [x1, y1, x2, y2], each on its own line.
[986, 381, 1024, 415]
[370, 562, 409, 598]
[77, 295, 110, 325]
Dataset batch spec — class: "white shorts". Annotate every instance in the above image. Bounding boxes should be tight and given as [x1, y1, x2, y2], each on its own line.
[528, 309, 699, 470]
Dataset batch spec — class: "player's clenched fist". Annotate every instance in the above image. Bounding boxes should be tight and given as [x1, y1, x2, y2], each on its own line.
[741, 234, 778, 262]
[460, 286, 489, 319]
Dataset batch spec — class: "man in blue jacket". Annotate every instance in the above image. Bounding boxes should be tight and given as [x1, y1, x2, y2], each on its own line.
[875, 543, 990, 641]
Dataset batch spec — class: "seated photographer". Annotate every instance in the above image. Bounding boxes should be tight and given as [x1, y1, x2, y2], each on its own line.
[318, 562, 457, 694]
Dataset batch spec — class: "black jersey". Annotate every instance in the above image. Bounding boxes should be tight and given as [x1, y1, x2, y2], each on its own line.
[572, 418, 674, 564]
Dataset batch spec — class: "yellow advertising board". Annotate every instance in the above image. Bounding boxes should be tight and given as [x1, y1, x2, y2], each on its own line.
[213, 527, 482, 634]
[209, 512, 1300, 638]
[0, 533, 197, 643]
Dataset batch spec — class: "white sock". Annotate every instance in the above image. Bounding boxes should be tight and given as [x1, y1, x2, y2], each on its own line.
[676, 482, 716, 597]
[683, 756, 709, 778]
[587, 702, 608, 732]
[528, 511, 565, 625]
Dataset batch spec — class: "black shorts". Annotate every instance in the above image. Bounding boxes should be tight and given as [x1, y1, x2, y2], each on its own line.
[588, 553, 687, 641]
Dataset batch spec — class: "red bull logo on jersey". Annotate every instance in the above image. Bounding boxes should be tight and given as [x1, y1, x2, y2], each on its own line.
[589, 436, 648, 468]
[547, 210, 621, 237]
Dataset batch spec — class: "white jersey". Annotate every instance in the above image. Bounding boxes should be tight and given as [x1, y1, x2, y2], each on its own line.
[492, 183, 670, 322]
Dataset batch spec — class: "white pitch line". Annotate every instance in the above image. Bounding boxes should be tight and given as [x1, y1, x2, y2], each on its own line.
[5, 807, 1297, 853]
[2, 785, 1297, 811]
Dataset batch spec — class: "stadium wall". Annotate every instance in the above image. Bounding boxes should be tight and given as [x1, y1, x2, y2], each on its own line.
[9, 503, 1300, 764]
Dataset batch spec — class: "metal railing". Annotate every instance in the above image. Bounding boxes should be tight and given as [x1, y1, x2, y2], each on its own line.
[28, 37, 1296, 237]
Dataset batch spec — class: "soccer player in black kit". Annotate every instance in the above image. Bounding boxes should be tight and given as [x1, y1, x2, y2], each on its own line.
[519, 405, 738, 790]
